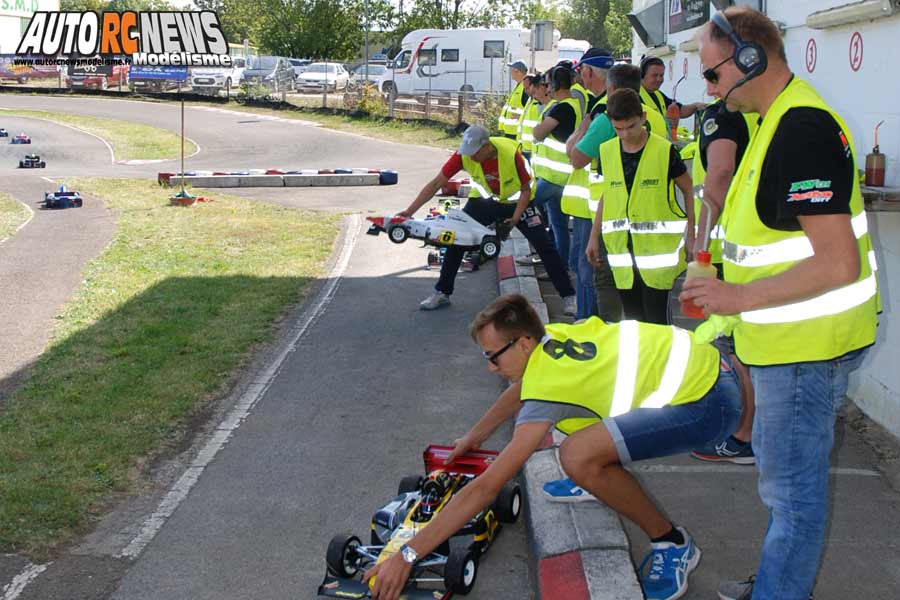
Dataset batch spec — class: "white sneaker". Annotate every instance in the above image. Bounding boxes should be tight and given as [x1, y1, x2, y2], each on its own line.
[420, 291, 450, 311]
[515, 253, 541, 266]
[563, 295, 576, 316]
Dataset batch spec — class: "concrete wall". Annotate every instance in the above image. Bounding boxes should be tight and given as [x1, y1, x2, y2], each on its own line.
[850, 210, 900, 439]
[630, 0, 900, 187]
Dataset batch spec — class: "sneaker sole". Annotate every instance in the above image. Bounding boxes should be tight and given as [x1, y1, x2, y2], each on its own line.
[542, 492, 596, 503]
[690, 451, 755, 465]
[419, 302, 450, 311]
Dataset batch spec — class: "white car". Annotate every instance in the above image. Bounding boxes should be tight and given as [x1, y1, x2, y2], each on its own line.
[366, 209, 505, 259]
[190, 57, 246, 95]
[295, 62, 350, 92]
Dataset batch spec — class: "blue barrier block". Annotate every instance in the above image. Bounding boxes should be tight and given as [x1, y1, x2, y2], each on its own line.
[379, 170, 398, 185]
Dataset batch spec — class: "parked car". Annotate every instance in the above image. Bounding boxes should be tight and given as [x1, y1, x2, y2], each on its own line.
[67, 63, 129, 90]
[288, 58, 312, 80]
[295, 62, 350, 92]
[348, 64, 388, 90]
[190, 57, 246, 96]
[239, 56, 294, 93]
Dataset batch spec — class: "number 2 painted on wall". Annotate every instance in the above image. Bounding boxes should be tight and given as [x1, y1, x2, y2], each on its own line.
[849, 32, 863, 72]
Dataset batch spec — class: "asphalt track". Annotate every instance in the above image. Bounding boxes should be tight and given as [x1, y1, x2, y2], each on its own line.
[0, 95, 532, 600]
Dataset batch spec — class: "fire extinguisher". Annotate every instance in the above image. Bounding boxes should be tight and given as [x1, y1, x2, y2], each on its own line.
[865, 120, 886, 187]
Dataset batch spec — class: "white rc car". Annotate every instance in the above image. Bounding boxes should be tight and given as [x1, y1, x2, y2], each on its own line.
[367, 208, 508, 260]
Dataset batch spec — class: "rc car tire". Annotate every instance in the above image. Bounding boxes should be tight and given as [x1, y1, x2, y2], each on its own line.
[74, 198, 83, 208]
[444, 547, 478, 594]
[326, 533, 363, 578]
[388, 226, 408, 244]
[492, 481, 521, 523]
[480, 235, 500, 260]
[397, 475, 422, 495]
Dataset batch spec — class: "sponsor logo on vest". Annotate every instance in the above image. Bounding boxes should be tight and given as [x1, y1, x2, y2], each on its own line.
[640, 178, 660, 187]
[609, 181, 624, 189]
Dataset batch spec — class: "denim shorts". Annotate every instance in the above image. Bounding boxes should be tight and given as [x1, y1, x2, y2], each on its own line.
[605, 353, 742, 465]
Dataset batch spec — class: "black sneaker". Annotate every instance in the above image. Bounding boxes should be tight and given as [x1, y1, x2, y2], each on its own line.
[691, 436, 755, 465]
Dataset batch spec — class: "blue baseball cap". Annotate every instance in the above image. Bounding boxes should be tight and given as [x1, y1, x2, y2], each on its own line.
[578, 48, 615, 70]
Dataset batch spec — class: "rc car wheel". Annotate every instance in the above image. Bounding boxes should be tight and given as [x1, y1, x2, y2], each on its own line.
[326, 533, 363, 578]
[397, 475, 422, 495]
[74, 198, 83, 208]
[388, 226, 408, 244]
[480, 235, 500, 259]
[492, 481, 521, 523]
[443, 547, 478, 594]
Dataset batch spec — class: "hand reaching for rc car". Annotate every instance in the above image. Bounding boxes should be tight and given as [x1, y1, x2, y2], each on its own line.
[445, 434, 477, 465]
[364, 552, 412, 600]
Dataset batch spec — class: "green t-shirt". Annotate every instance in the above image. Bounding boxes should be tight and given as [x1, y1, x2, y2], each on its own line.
[575, 114, 615, 159]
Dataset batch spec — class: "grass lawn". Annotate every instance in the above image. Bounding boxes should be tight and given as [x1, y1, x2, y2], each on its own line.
[0, 179, 338, 558]
[0, 109, 198, 161]
[0, 193, 30, 242]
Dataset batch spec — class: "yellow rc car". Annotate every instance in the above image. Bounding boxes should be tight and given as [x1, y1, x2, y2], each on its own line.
[318, 445, 522, 599]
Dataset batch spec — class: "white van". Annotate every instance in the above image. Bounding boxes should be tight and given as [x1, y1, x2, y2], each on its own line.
[381, 28, 570, 100]
[558, 38, 590, 63]
[190, 57, 247, 96]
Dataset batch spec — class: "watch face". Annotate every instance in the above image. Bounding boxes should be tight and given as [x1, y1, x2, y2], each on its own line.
[401, 545, 417, 563]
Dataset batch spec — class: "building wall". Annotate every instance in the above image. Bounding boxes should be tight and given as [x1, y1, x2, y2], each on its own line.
[0, 0, 60, 54]
[630, 0, 900, 439]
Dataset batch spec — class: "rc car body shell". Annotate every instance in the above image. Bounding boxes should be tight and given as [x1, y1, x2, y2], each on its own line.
[0, 128, 8, 137]
[43, 185, 82, 209]
[366, 209, 503, 260]
[19, 154, 45, 168]
[11, 133, 30, 144]
[318, 446, 520, 599]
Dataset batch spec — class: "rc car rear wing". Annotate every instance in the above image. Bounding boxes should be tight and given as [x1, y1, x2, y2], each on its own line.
[423, 445, 498, 477]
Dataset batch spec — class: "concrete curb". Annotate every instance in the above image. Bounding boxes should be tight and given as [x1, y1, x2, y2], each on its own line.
[497, 229, 643, 600]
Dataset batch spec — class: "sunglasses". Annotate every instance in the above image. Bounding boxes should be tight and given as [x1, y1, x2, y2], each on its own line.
[482, 337, 520, 366]
[702, 56, 733, 84]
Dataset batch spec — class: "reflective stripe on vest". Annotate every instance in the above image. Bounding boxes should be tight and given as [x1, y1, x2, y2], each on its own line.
[599, 133, 686, 290]
[533, 97, 582, 186]
[518, 98, 542, 152]
[692, 101, 759, 263]
[461, 137, 524, 203]
[500, 82, 526, 135]
[519, 319, 721, 433]
[720, 78, 878, 365]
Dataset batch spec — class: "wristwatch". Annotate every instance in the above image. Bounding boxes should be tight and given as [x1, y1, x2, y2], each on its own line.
[399, 543, 418, 564]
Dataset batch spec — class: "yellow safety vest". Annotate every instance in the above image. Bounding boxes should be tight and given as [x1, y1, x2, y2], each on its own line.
[570, 83, 591, 116]
[461, 137, 523, 203]
[640, 87, 672, 141]
[600, 132, 686, 290]
[692, 101, 758, 264]
[532, 97, 582, 187]
[520, 318, 720, 435]
[517, 98, 542, 154]
[721, 78, 878, 365]
[499, 81, 526, 136]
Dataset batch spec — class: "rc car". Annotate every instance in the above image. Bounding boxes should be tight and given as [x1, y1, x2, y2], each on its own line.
[42, 185, 82, 209]
[19, 154, 46, 168]
[367, 209, 508, 261]
[318, 445, 521, 599]
[0, 128, 8, 138]
[11, 133, 31, 144]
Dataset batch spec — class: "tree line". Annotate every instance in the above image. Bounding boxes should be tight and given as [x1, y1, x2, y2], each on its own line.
[60, 0, 633, 62]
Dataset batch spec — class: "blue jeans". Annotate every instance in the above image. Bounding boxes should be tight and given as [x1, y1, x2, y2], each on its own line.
[534, 179, 569, 268]
[750, 347, 868, 600]
[570, 216, 597, 319]
[606, 353, 741, 464]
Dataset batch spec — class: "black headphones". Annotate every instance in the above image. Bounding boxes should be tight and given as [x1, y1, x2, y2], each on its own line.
[639, 56, 664, 78]
[711, 11, 767, 80]
[547, 65, 573, 91]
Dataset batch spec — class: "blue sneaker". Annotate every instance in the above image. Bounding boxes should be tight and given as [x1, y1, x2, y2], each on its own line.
[541, 477, 596, 503]
[638, 527, 701, 600]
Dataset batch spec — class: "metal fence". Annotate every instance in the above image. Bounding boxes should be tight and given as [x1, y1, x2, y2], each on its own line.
[0, 74, 509, 134]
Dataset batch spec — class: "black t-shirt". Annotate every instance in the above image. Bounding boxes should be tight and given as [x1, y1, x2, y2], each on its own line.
[547, 102, 576, 141]
[755, 107, 853, 231]
[699, 102, 750, 171]
[519, 86, 530, 106]
[646, 89, 682, 114]
[597, 141, 687, 196]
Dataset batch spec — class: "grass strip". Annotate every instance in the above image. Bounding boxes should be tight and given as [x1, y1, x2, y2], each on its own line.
[1, 109, 198, 161]
[0, 193, 30, 242]
[0, 178, 338, 558]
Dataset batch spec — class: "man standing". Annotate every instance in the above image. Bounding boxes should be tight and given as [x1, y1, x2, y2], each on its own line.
[532, 64, 581, 282]
[559, 48, 615, 320]
[400, 125, 575, 313]
[680, 8, 878, 599]
[498, 60, 529, 139]
[365, 294, 741, 600]
[516, 74, 545, 164]
[640, 56, 705, 133]
[587, 89, 694, 325]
